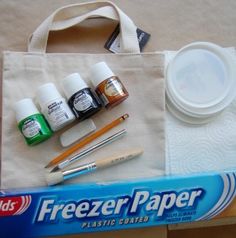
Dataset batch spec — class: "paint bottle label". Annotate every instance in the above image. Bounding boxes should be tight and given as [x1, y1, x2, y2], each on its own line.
[96, 76, 129, 109]
[18, 114, 53, 146]
[22, 119, 42, 138]
[44, 99, 75, 131]
[68, 88, 101, 120]
[104, 78, 125, 97]
[73, 92, 93, 112]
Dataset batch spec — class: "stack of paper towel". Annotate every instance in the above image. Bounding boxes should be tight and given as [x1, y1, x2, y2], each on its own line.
[165, 48, 236, 175]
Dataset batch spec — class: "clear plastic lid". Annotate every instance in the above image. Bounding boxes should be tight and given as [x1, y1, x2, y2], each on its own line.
[166, 42, 236, 124]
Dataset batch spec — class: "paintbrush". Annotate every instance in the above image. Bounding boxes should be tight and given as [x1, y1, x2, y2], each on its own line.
[46, 148, 143, 186]
[51, 129, 127, 172]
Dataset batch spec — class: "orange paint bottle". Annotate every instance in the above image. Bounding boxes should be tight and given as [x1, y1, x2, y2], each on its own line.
[90, 62, 129, 109]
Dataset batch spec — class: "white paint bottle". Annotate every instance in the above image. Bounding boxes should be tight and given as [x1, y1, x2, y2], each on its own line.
[36, 83, 75, 131]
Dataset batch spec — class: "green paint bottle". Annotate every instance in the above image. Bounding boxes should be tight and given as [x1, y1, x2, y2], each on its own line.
[15, 98, 53, 146]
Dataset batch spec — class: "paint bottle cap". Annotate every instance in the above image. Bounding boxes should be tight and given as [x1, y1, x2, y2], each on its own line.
[166, 42, 236, 124]
[14, 98, 40, 123]
[62, 73, 88, 99]
[90, 62, 115, 87]
[36, 83, 62, 107]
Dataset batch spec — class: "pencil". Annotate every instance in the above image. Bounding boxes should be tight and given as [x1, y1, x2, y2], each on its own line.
[51, 129, 127, 172]
[45, 114, 129, 168]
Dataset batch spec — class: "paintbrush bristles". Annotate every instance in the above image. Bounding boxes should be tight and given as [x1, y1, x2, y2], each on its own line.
[46, 171, 63, 186]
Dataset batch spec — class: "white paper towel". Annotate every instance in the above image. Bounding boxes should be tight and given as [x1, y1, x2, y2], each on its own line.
[165, 48, 236, 175]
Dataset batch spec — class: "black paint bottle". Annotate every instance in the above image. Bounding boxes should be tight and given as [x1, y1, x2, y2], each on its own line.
[62, 73, 101, 121]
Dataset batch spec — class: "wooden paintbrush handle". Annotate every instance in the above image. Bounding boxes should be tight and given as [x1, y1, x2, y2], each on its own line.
[96, 148, 143, 169]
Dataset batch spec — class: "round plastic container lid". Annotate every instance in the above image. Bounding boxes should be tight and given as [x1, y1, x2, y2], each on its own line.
[166, 42, 236, 122]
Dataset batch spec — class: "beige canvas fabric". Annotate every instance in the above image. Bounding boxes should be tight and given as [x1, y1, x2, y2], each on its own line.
[1, 1, 165, 189]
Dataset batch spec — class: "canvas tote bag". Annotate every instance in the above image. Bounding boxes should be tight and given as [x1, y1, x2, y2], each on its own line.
[1, 1, 165, 189]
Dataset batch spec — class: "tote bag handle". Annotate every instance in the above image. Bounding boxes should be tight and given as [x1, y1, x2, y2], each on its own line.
[28, 1, 140, 53]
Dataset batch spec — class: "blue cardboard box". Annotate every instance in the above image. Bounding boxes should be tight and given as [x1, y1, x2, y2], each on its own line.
[1, 171, 235, 237]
